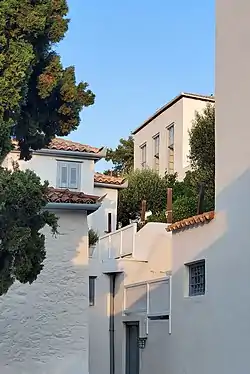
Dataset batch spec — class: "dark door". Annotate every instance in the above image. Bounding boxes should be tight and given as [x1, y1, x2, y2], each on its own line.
[125, 322, 140, 374]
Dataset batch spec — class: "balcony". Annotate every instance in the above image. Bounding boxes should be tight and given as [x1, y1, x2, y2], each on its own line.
[123, 277, 172, 333]
[97, 223, 137, 260]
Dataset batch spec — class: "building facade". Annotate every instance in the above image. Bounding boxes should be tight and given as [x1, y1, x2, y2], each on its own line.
[133, 92, 214, 180]
[0, 137, 126, 374]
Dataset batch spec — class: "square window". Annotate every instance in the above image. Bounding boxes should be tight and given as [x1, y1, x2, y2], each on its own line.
[57, 161, 81, 190]
[89, 276, 97, 306]
[188, 260, 205, 296]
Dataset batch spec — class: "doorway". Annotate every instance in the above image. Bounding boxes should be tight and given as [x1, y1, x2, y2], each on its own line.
[125, 322, 140, 374]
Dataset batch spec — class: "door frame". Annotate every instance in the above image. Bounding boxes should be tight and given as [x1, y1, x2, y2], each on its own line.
[125, 321, 140, 374]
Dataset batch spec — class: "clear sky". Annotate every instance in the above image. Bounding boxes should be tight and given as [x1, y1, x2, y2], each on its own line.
[58, 0, 214, 171]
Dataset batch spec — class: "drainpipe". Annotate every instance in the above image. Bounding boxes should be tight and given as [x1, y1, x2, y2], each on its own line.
[109, 273, 116, 374]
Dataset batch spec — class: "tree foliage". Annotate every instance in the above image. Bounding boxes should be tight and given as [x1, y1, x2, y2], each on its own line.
[117, 169, 166, 227]
[105, 135, 134, 175]
[0, 0, 94, 161]
[0, 0, 94, 295]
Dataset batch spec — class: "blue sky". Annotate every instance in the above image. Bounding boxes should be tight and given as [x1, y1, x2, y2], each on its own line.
[58, 0, 214, 171]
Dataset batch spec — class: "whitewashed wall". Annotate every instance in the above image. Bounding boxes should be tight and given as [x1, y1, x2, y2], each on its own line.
[89, 186, 118, 236]
[89, 223, 172, 374]
[5, 152, 95, 195]
[0, 210, 89, 374]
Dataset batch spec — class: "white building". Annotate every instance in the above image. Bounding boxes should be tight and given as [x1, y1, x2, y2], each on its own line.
[133, 92, 214, 180]
[0, 138, 127, 374]
[90, 1, 250, 374]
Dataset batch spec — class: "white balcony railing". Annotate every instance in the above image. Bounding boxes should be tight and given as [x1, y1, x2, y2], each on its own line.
[123, 277, 172, 334]
[98, 223, 137, 259]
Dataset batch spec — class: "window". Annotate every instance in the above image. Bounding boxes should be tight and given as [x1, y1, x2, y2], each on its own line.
[140, 143, 147, 169]
[57, 161, 81, 190]
[188, 260, 205, 296]
[168, 124, 174, 149]
[89, 276, 97, 306]
[153, 134, 160, 173]
[167, 124, 174, 173]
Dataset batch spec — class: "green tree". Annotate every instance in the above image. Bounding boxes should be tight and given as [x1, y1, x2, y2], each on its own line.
[172, 104, 215, 221]
[117, 169, 166, 227]
[105, 135, 134, 175]
[0, 0, 94, 295]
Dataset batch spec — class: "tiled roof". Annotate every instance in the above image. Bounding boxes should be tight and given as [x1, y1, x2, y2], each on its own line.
[47, 187, 101, 204]
[47, 138, 102, 154]
[12, 138, 103, 154]
[166, 211, 215, 232]
[94, 173, 126, 186]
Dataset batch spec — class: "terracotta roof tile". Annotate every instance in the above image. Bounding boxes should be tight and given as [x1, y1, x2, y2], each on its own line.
[47, 138, 102, 154]
[94, 173, 126, 186]
[166, 211, 214, 232]
[47, 187, 101, 204]
[12, 138, 103, 154]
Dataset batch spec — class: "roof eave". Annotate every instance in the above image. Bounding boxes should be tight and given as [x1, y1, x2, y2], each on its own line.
[94, 180, 128, 189]
[12, 147, 107, 160]
[46, 202, 102, 215]
[132, 92, 215, 135]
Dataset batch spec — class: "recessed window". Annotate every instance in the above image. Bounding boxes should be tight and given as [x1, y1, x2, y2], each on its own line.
[153, 134, 160, 173]
[167, 124, 174, 174]
[168, 124, 174, 149]
[57, 161, 81, 190]
[188, 260, 205, 296]
[89, 276, 97, 306]
[140, 143, 147, 169]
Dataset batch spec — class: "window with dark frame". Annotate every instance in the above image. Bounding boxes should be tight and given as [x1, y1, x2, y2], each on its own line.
[140, 143, 147, 169]
[89, 276, 97, 306]
[188, 260, 205, 296]
[153, 134, 160, 173]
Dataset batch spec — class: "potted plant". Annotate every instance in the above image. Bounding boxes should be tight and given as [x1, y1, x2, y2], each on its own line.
[88, 228, 99, 257]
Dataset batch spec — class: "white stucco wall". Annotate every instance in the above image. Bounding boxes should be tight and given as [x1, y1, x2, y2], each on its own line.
[89, 223, 172, 374]
[165, 2, 250, 373]
[89, 187, 118, 236]
[0, 209, 89, 374]
[133, 97, 213, 180]
[5, 151, 95, 195]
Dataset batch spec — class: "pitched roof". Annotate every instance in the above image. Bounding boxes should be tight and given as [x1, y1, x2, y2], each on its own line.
[47, 187, 102, 204]
[132, 92, 215, 135]
[166, 211, 215, 232]
[94, 172, 127, 186]
[12, 138, 104, 154]
[47, 138, 103, 154]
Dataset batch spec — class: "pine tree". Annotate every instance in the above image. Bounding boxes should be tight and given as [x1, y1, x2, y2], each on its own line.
[0, 0, 95, 295]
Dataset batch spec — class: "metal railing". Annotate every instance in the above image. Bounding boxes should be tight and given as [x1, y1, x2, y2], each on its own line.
[98, 223, 137, 259]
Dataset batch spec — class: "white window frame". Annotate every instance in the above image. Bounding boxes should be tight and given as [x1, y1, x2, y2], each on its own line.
[168, 123, 174, 150]
[140, 143, 147, 169]
[57, 161, 81, 190]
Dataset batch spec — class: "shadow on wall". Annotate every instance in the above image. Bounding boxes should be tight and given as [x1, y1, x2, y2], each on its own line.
[0, 210, 90, 374]
[88, 193, 118, 237]
[90, 166, 250, 374]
